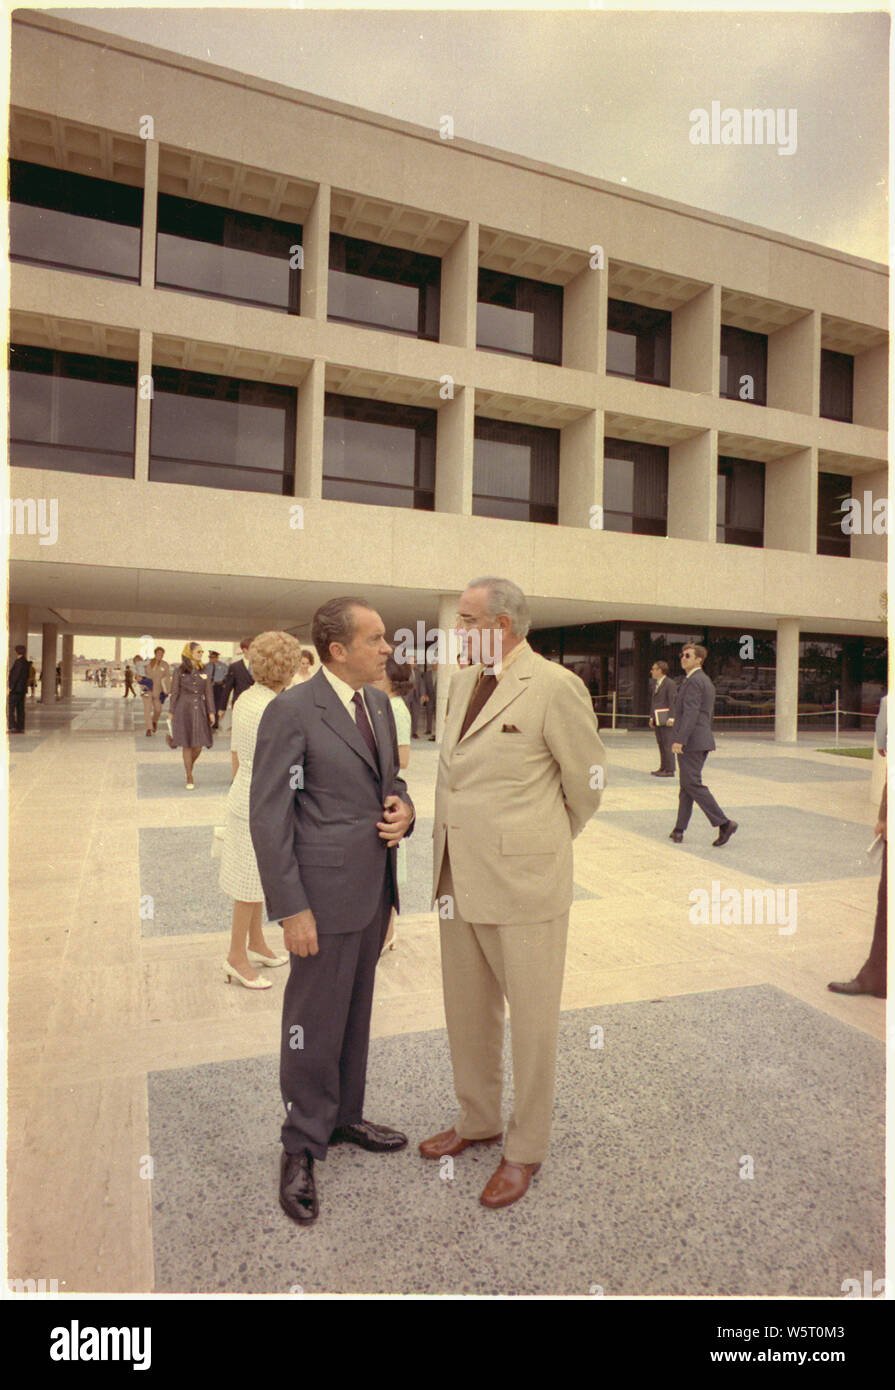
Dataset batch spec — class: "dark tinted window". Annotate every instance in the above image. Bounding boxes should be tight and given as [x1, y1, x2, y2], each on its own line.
[817, 471, 852, 557]
[820, 349, 854, 422]
[323, 394, 436, 509]
[8, 343, 136, 477]
[720, 325, 767, 404]
[603, 437, 668, 535]
[150, 367, 296, 495]
[477, 269, 563, 365]
[606, 300, 671, 385]
[156, 193, 301, 312]
[328, 234, 440, 340]
[473, 417, 559, 523]
[9, 159, 142, 281]
[717, 456, 765, 546]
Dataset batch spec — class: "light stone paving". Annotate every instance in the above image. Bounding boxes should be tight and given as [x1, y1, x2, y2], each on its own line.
[5, 688, 886, 1293]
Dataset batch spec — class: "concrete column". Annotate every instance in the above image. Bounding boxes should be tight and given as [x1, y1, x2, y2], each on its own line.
[300, 183, 331, 321]
[764, 446, 816, 553]
[775, 617, 800, 744]
[40, 622, 58, 704]
[767, 311, 818, 415]
[134, 328, 152, 483]
[435, 385, 474, 515]
[441, 222, 478, 348]
[559, 410, 602, 528]
[61, 633, 74, 698]
[853, 342, 888, 429]
[140, 138, 159, 288]
[563, 261, 603, 373]
[671, 284, 719, 396]
[115, 637, 122, 663]
[295, 358, 325, 500]
[435, 591, 459, 740]
[667, 430, 716, 541]
[8, 603, 29, 660]
[849, 468, 888, 563]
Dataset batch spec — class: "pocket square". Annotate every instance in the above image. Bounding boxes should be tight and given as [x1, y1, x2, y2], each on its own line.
[501, 723, 521, 733]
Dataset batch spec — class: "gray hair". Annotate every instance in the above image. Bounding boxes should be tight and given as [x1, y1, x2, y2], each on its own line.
[466, 576, 531, 638]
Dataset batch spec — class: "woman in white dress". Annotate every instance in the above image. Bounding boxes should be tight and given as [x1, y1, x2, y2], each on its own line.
[221, 630, 302, 989]
[374, 655, 413, 953]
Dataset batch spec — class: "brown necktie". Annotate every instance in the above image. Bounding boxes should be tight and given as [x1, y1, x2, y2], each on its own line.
[458, 671, 498, 739]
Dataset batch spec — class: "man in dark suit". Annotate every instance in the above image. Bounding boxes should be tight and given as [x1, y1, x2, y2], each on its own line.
[250, 598, 415, 1225]
[649, 660, 677, 776]
[418, 662, 436, 739]
[221, 638, 254, 711]
[668, 643, 737, 846]
[7, 645, 30, 733]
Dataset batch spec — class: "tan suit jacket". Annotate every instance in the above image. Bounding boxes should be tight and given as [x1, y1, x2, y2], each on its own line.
[433, 644, 606, 924]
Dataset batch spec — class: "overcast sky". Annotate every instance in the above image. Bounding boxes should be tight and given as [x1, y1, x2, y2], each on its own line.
[50, 5, 889, 262]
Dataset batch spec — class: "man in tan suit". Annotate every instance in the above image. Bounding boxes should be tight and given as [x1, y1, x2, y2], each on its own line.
[420, 576, 606, 1207]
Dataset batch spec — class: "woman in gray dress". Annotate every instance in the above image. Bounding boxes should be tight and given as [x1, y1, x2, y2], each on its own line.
[167, 641, 215, 788]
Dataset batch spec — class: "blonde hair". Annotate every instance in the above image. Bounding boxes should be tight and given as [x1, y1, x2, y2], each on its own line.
[248, 631, 302, 689]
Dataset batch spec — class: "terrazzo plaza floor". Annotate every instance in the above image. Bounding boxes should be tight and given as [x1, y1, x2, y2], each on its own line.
[6, 688, 887, 1296]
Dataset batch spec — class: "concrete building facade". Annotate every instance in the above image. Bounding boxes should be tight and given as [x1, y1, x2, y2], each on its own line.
[7, 11, 889, 735]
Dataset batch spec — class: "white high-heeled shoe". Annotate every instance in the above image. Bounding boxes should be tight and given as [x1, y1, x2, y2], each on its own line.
[222, 959, 272, 990]
[247, 948, 289, 968]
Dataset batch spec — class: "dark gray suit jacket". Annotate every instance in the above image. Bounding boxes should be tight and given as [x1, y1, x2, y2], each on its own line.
[249, 668, 414, 932]
[650, 676, 678, 723]
[672, 667, 716, 752]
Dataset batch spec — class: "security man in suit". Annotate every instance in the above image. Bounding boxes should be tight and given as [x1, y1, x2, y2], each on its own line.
[221, 638, 255, 711]
[420, 576, 606, 1208]
[668, 643, 737, 846]
[250, 597, 415, 1224]
[7, 644, 30, 733]
[649, 660, 677, 776]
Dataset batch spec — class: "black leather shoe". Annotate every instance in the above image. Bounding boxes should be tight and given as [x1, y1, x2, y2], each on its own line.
[658, 771, 675, 777]
[279, 1149, 319, 1224]
[650, 770, 664, 776]
[329, 1120, 408, 1152]
[669, 830, 683, 842]
[828, 978, 886, 999]
[713, 820, 738, 847]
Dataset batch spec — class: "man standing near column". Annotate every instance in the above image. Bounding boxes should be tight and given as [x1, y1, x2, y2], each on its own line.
[250, 597, 415, 1224]
[421, 576, 606, 1208]
[649, 660, 677, 776]
[668, 643, 737, 845]
[7, 644, 30, 733]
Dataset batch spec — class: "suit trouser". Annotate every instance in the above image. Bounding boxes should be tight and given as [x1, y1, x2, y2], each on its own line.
[437, 855, 569, 1164]
[141, 691, 163, 731]
[280, 868, 392, 1159]
[675, 749, 727, 830]
[857, 843, 887, 993]
[7, 690, 26, 731]
[653, 723, 675, 773]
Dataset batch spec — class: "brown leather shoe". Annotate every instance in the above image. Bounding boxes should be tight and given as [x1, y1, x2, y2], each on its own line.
[479, 1157, 541, 1209]
[418, 1127, 502, 1159]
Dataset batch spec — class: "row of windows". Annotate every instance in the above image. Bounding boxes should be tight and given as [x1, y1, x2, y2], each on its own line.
[8, 160, 862, 419]
[7, 343, 856, 554]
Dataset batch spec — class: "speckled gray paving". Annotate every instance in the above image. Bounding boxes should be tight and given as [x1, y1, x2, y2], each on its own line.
[597, 806, 877, 883]
[137, 758, 233, 798]
[708, 755, 869, 783]
[148, 985, 883, 1296]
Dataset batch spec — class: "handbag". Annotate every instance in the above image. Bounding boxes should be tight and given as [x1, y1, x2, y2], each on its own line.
[210, 825, 226, 860]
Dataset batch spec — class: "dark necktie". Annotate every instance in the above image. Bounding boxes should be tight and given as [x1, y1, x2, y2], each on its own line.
[352, 691, 379, 769]
[458, 670, 498, 739]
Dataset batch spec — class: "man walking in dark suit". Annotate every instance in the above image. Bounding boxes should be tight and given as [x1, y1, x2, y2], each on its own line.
[7, 644, 30, 733]
[649, 660, 677, 776]
[668, 644, 737, 846]
[221, 638, 254, 711]
[250, 598, 415, 1224]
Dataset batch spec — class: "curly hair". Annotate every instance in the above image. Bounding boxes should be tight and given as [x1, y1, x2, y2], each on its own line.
[248, 631, 302, 689]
